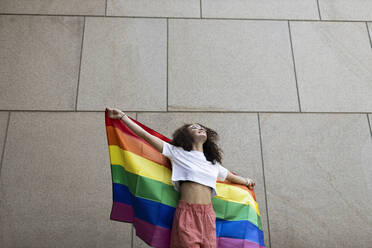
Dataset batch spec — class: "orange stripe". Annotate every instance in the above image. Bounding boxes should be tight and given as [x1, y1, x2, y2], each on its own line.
[106, 126, 172, 170]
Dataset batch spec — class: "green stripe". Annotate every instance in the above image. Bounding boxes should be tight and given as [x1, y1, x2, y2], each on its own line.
[111, 164, 262, 230]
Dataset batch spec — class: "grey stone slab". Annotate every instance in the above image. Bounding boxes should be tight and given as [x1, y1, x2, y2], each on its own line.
[168, 19, 299, 112]
[0, 111, 136, 247]
[0, 15, 83, 111]
[319, 0, 372, 21]
[137, 112, 270, 248]
[0, 0, 105, 15]
[290, 21, 372, 112]
[260, 113, 372, 248]
[78, 17, 167, 111]
[107, 0, 200, 18]
[202, 0, 319, 20]
[0, 112, 9, 170]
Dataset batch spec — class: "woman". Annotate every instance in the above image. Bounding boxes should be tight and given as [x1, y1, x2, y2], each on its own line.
[106, 107, 255, 248]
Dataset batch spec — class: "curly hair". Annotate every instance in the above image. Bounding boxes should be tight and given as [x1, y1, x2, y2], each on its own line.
[168, 123, 223, 165]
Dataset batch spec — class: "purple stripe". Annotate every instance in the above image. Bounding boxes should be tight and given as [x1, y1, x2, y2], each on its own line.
[111, 202, 266, 248]
[110, 202, 171, 248]
[218, 236, 265, 248]
[134, 217, 171, 248]
[110, 202, 134, 222]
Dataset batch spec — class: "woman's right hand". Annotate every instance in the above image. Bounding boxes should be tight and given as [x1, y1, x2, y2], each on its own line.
[106, 107, 125, 120]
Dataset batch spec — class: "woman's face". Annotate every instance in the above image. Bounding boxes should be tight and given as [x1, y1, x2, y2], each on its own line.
[188, 123, 207, 142]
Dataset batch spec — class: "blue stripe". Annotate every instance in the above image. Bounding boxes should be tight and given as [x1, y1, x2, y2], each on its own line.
[113, 182, 132, 205]
[113, 183, 175, 228]
[217, 219, 265, 246]
[113, 183, 264, 246]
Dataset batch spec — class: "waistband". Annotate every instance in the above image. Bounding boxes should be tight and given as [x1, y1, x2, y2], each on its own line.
[177, 200, 214, 212]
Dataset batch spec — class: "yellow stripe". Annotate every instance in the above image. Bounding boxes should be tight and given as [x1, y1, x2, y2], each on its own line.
[109, 145, 260, 216]
[109, 145, 173, 184]
[216, 183, 260, 215]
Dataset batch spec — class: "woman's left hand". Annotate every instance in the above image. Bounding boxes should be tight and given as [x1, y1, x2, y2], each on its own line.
[245, 177, 255, 189]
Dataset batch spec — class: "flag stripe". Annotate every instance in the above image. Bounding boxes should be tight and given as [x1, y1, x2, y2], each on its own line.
[217, 237, 266, 248]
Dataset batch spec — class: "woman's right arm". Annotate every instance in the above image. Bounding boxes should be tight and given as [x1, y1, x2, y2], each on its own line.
[119, 114, 164, 153]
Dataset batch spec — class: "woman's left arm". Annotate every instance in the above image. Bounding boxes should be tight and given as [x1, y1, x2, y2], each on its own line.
[226, 171, 255, 189]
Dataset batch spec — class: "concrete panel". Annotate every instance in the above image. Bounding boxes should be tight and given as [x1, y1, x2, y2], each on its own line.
[260, 113, 372, 248]
[319, 0, 372, 21]
[168, 19, 299, 112]
[0, 15, 83, 111]
[107, 0, 200, 18]
[136, 112, 270, 248]
[0, 0, 105, 15]
[202, 0, 319, 20]
[0, 112, 9, 170]
[0, 111, 136, 247]
[290, 21, 372, 112]
[78, 17, 167, 111]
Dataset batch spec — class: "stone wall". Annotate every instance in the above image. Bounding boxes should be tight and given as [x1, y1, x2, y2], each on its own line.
[1, 1, 372, 247]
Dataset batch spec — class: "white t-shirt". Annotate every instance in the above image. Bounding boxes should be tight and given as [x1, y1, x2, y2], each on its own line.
[161, 141, 229, 197]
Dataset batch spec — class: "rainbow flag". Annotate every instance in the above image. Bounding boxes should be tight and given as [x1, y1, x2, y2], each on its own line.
[105, 109, 266, 248]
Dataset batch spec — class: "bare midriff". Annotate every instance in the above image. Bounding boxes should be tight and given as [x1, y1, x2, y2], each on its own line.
[179, 180, 212, 204]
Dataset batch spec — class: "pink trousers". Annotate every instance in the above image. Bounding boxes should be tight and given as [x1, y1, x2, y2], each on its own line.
[170, 200, 217, 248]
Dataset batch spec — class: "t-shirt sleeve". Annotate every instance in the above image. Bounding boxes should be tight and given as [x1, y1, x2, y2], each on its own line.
[217, 163, 229, 181]
[161, 141, 175, 159]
